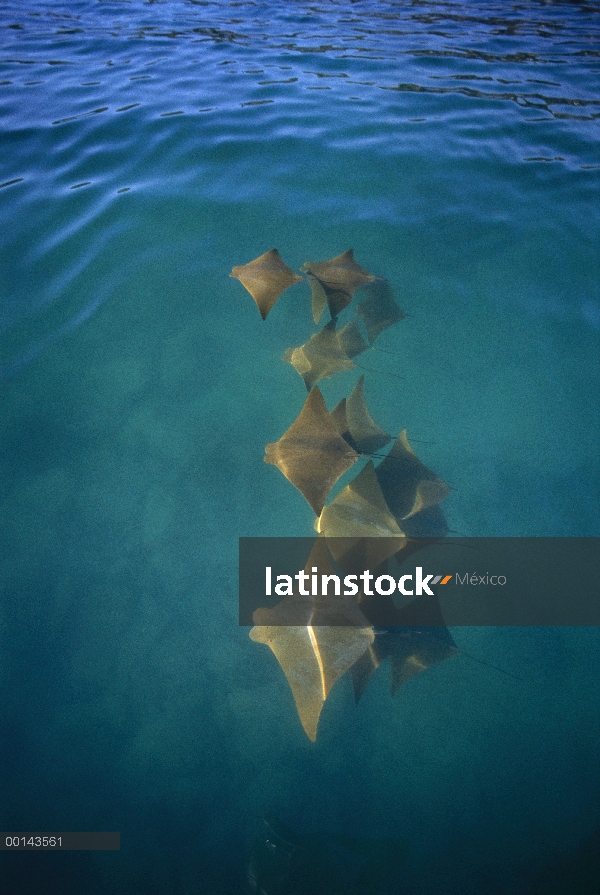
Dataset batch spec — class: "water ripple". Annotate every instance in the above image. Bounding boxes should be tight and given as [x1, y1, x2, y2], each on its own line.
[0, 0, 598, 371]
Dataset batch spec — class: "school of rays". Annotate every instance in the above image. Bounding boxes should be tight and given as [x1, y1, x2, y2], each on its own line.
[231, 248, 454, 742]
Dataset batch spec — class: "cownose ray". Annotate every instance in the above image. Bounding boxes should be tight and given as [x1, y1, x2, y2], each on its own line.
[375, 430, 450, 522]
[301, 249, 377, 322]
[230, 249, 303, 320]
[250, 538, 373, 742]
[283, 319, 357, 391]
[264, 386, 359, 516]
[357, 277, 406, 344]
[251, 625, 375, 742]
[330, 374, 391, 455]
[283, 316, 401, 392]
[317, 408, 447, 571]
[348, 592, 459, 703]
[354, 582, 525, 698]
[316, 460, 407, 572]
[328, 405, 447, 539]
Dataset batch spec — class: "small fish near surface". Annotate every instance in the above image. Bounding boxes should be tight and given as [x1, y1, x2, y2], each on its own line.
[247, 811, 409, 895]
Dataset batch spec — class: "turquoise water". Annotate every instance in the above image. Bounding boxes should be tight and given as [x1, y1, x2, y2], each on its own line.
[1, 1, 599, 892]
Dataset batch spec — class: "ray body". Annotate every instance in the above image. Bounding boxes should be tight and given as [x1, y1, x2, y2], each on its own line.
[375, 430, 450, 521]
[283, 319, 356, 390]
[250, 625, 373, 741]
[284, 318, 403, 391]
[349, 594, 459, 702]
[230, 249, 303, 319]
[301, 250, 376, 320]
[357, 277, 406, 344]
[250, 540, 373, 742]
[317, 461, 407, 571]
[264, 387, 359, 515]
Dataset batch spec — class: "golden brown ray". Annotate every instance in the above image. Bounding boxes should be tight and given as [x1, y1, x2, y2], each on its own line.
[375, 430, 450, 522]
[349, 626, 459, 702]
[264, 387, 359, 515]
[284, 318, 396, 392]
[250, 624, 373, 741]
[357, 278, 406, 344]
[344, 375, 391, 455]
[331, 387, 390, 457]
[230, 249, 303, 320]
[250, 539, 373, 742]
[349, 594, 459, 702]
[283, 319, 355, 390]
[317, 461, 406, 571]
[301, 250, 376, 320]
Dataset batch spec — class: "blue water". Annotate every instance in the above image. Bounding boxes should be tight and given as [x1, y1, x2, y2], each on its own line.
[1, 1, 599, 892]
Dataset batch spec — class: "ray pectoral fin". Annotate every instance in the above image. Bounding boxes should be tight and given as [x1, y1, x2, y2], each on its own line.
[250, 625, 326, 741]
[250, 537, 374, 741]
[330, 397, 349, 438]
[402, 478, 451, 519]
[230, 248, 303, 319]
[345, 375, 391, 454]
[303, 271, 329, 324]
